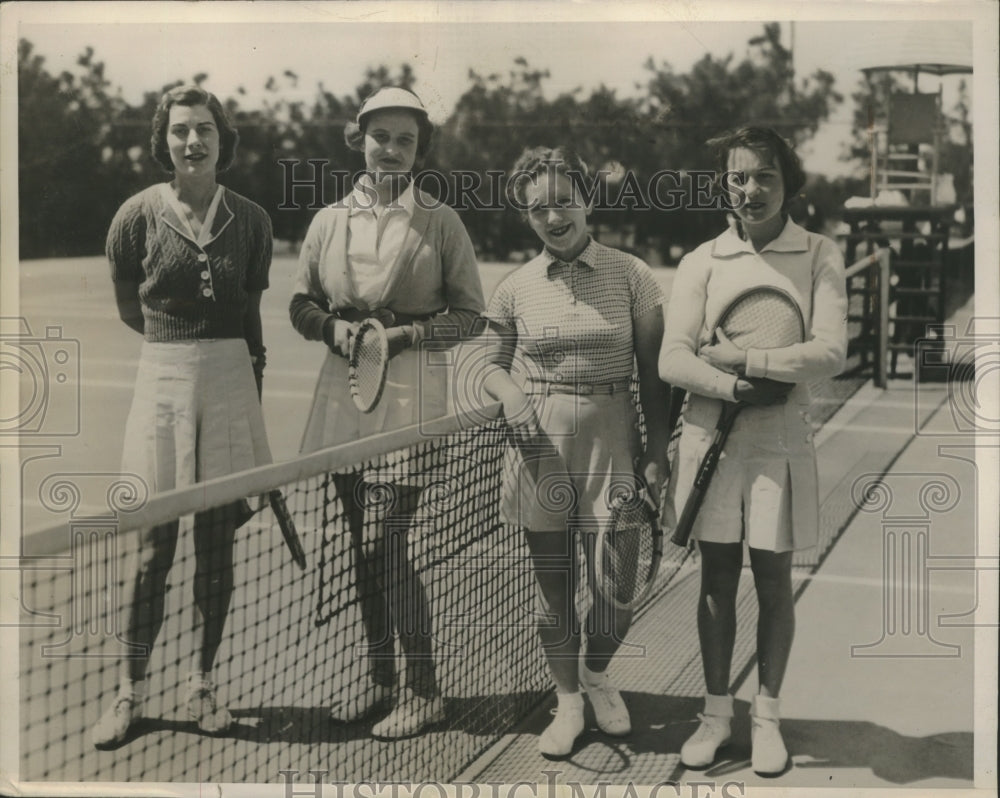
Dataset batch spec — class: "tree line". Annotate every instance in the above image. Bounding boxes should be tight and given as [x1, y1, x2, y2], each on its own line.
[19, 24, 967, 263]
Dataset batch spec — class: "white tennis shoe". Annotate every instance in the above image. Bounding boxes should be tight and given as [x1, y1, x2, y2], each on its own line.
[185, 676, 233, 734]
[751, 694, 788, 775]
[680, 693, 734, 768]
[580, 666, 631, 736]
[538, 693, 585, 757]
[92, 692, 144, 748]
[372, 687, 444, 740]
[329, 682, 393, 723]
[371, 687, 444, 739]
[680, 713, 732, 767]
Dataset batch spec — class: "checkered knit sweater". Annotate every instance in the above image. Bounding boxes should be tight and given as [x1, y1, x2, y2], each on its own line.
[107, 184, 272, 342]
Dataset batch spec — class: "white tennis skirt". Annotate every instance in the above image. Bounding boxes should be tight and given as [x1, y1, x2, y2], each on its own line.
[299, 346, 448, 485]
[661, 386, 819, 552]
[121, 339, 272, 495]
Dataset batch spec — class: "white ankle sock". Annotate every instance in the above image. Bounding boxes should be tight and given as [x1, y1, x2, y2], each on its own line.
[187, 671, 214, 688]
[580, 664, 607, 685]
[556, 691, 584, 711]
[704, 692, 734, 718]
[120, 678, 147, 700]
[753, 694, 781, 720]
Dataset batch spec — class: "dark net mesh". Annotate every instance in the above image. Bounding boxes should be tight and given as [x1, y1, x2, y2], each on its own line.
[18, 402, 696, 784]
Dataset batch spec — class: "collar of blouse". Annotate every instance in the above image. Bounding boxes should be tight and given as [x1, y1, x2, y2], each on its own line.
[542, 238, 598, 273]
[712, 216, 809, 258]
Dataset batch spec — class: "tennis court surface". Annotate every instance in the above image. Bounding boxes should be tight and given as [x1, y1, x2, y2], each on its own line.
[11, 272, 985, 790]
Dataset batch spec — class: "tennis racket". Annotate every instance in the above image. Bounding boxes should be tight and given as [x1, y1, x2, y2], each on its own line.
[348, 318, 390, 413]
[242, 360, 308, 570]
[268, 490, 306, 571]
[244, 490, 307, 570]
[596, 482, 664, 610]
[670, 286, 805, 548]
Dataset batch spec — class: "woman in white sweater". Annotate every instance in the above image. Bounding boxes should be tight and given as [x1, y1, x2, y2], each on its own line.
[659, 127, 847, 775]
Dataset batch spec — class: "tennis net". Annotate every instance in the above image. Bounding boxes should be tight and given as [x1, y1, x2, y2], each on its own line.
[17, 390, 693, 785]
[16, 258, 882, 785]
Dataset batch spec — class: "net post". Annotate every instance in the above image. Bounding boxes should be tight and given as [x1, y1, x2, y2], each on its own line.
[877, 248, 891, 388]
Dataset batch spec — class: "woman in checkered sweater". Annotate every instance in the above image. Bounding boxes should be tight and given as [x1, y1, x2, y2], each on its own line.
[482, 146, 672, 758]
[92, 86, 273, 749]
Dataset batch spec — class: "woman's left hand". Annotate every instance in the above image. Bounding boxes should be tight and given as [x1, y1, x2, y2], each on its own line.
[699, 329, 746, 373]
[636, 450, 669, 509]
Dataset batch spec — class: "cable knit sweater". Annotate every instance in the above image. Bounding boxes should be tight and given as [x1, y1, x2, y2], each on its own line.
[107, 184, 272, 342]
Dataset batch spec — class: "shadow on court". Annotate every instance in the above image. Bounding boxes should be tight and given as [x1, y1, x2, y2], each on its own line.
[227, 691, 552, 744]
[780, 721, 972, 784]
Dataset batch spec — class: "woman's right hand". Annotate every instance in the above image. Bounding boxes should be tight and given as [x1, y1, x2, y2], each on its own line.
[498, 386, 541, 441]
[734, 377, 795, 406]
[322, 317, 358, 358]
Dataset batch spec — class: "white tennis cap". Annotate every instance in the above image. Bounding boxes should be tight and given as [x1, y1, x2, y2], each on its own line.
[357, 87, 428, 126]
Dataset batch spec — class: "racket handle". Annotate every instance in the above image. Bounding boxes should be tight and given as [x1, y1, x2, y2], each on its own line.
[670, 442, 721, 547]
[669, 404, 743, 548]
[667, 386, 686, 436]
[269, 490, 307, 571]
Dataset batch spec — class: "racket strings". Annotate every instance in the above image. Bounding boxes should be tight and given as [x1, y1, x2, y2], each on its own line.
[351, 327, 388, 406]
[600, 504, 657, 606]
[721, 294, 804, 350]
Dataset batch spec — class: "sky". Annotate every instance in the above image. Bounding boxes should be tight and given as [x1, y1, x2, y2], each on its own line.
[8, 2, 980, 180]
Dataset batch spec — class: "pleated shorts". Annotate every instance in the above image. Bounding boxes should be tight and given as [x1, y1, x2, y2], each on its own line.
[501, 390, 641, 531]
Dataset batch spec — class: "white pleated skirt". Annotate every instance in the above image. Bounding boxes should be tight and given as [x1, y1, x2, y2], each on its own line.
[661, 384, 819, 552]
[121, 339, 272, 495]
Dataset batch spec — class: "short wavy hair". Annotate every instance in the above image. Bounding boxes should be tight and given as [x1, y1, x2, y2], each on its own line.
[706, 126, 806, 211]
[343, 91, 435, 162]
[150, 85, 239, 173]
[508, 146, 593, 211]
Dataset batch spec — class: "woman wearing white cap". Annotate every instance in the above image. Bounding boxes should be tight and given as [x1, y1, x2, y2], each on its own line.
[290, 86, 485, 739]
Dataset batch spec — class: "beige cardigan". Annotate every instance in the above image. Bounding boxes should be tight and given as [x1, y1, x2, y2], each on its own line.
[289, 186, 485, 346]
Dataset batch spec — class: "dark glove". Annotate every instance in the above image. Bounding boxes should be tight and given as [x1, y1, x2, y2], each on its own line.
[734, 376, 795, 407]
[386, 325, 414, 360]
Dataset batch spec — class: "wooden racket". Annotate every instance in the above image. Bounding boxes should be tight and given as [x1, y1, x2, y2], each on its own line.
[596, 482, 664, 610]
[267, 490, 306, 570]
[670, 286, 805, 548]
[348, 318, 390, 413]
[244, 359, 306, 570]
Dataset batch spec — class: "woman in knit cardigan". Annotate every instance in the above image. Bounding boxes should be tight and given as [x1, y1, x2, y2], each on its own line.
[289, 87, 485, 740]
[92, 85, 273, 749]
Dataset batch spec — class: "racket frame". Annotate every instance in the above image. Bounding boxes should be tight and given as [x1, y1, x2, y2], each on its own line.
[348, 317, 390, 413]
[596, 488, 664, 610]
[269, 489, 307, 570]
